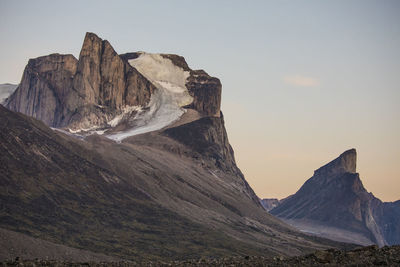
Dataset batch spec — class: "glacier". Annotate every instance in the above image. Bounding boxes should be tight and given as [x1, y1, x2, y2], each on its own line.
[106, 53, 193, 142]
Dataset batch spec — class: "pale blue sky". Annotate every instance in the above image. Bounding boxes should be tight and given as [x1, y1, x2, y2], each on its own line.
[1, 0, 399, 201]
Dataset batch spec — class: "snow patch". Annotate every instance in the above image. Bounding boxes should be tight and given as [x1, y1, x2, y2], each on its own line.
[68, 125, 101, 134]
[52, 128, 86, 140]
[94, 130, 106, 135]
[129, 53, 190, 92]
[106, 53, 193, 142]
[107, 105, 142, 127]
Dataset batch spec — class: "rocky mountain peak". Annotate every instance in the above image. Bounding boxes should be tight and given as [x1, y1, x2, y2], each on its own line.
[314, 148, 357, 177]
[80, 32, 103, 56]
[5, 32, 222, 139]
[270, 148, 400, 247]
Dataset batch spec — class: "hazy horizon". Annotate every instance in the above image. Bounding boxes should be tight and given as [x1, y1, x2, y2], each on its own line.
[1, 0, 399, 201]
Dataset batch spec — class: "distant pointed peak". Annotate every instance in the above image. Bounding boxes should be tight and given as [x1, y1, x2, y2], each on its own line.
[314, 148, 357, 177]
[341, 148, 357, 158]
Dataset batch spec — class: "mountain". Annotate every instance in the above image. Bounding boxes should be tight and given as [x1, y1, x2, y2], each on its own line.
[5, 33, 220, 136]
[0, 33, 354, 261]
[0, 83, 17, 104]
[267, 149, 400, 247]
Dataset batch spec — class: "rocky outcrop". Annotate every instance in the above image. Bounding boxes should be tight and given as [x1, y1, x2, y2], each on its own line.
[186, 69, 221, 117]
[269, 149, 400, 246]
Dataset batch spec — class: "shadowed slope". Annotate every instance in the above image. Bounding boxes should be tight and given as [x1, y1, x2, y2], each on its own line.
[0, 106, 355, 261]
[0, 105, 269, 260]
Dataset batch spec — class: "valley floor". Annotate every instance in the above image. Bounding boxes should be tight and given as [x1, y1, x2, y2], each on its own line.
[1, 245, 400, 266]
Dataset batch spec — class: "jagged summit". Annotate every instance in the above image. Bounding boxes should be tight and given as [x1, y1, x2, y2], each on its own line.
[314, 148, 357, 177]
[5, 32, 221, 141]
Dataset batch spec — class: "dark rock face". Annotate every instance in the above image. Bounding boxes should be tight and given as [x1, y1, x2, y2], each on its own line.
[163, 113, 260, 206]
[186, 69, 222, 117]
[6, 33, 156, 129]
[270, 149, 400, 246]
[164, 113, 234, 172]
[72, 33, 155, 110]
[65, 33, 156, 130]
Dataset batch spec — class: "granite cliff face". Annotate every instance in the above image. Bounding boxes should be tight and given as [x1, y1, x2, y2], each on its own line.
[67, 33, 158, 130]
[6, 33, 156, 130]
[5, 54, 77, 126]
[267, 149, 400, 247]
[186, 69, 221, 117]
[6, 32, 221, 134]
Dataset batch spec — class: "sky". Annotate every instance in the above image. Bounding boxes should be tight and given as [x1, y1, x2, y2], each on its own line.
[0, 0, 399, 201]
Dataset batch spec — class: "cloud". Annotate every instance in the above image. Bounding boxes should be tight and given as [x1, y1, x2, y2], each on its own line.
[283, 75, 319, 87]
